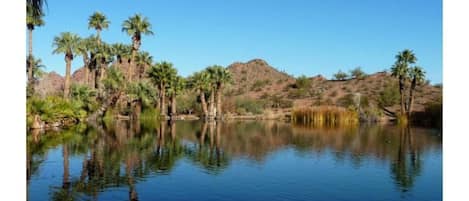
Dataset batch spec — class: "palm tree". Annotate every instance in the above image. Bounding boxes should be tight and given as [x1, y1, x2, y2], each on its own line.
[135, 51, 153, 79]
[52, 32, 81, 98]
[407, 66, 425, 118]
[88, 12, 110, 45]
[122, 14, 153, 81]
[93, 43, 114, 96]
[26, 3, 44, 93]
[30, 56, 45, 81]
[122, 14, 154, 81]
[391, 49, 416, 115]
[126, 81, 157, 119]
[76, 36, 95, 86]
[167, 75, 185, 119]
[147, 61, 177, 118]
[27, 0, 46, 20]
[188, 71, 211, 118]
[206, 65, 232, 119]
[88, 67, 125, 120]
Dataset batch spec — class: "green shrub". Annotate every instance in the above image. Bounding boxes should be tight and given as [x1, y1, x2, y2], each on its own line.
[333, 70, 348, 80]
[251, 79, 271, 91]
[235, 98, 265, 115]
[294, 75, 311, 89]
[27, 96, 87, 124]
[350, 67, 366, 79]
[378, 82, 400, 107]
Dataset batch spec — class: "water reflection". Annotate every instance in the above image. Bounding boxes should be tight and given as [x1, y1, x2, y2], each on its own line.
[27, 121, 441, 201]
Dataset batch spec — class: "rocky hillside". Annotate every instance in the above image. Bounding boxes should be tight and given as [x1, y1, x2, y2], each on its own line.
[225, 59, 296, 98]
[35, 58, 442, 114]
[223, 59, 442, 114]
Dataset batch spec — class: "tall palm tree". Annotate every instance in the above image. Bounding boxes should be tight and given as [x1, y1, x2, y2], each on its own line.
[391, 49, 416, 115]
[167, 75, 185, 119]
[135, 51, 153, 79]
[188, 71, 211, 118]
[52, 32, 81, 98]
[147, 61, 177, 118]
[76, 36, 95, 86]
[122, 14, 154, 81]
[407, 66, 426, 118]
[93, 43, 114, 96]
[206, 65, 232, 119]
[26, 3, 44, 93]
[88, 12, 110, 45]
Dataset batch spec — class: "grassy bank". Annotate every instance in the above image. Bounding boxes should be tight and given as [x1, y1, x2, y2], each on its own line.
[292, 106, 359, 127]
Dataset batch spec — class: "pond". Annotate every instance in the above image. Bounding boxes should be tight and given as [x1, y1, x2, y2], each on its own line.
[27, 120, 442, 201]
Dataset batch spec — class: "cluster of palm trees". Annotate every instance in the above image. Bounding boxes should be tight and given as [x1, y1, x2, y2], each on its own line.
[391, 49, 426, 119]
[28, 3, 233, 120]
[187, 66, 233, 120]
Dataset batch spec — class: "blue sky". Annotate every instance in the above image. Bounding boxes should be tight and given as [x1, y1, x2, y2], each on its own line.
[31, 0, 442, 83]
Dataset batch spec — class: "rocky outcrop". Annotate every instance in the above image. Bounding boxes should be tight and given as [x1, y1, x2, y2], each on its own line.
[35, 71, 64, 97]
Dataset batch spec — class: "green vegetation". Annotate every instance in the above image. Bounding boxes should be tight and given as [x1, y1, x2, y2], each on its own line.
[350, 67, 366, 79]
[391, 49, 426, 120]
[333, 70, 348, 80]
[251, 79, 271, 91]
[378, 81, 400, 107]
[235, 98, 265, 115]
[27, 96, 87, 127]
[294, 75, 311, 89]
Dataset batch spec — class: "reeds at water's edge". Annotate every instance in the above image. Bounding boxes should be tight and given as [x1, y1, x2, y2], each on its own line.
[292, 106, 359, 126]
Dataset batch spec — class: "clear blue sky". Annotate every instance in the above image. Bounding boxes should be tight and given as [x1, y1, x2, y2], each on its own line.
[31, 0, 442, 83]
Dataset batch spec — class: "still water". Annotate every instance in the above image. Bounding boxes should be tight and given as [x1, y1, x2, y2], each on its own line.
[27, 120, 442, 201]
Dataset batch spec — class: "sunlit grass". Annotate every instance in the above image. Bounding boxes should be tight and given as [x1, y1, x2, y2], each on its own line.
[292, 106, 359, 127]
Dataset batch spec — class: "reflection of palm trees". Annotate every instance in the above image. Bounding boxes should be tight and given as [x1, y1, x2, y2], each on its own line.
[390, 126, 422, 192]
[185, 121, 229, 174]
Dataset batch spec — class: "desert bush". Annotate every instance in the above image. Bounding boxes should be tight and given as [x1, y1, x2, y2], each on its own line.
[235, 98, 266, 115]
[251, 79, 271, 91]
[350, 67, 366, 79]
[294, 75, 311, 89]
[333, 70, 348, 80]
[378, 82, 400, 107]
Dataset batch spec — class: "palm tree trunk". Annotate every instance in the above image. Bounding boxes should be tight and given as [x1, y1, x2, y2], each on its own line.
[96, 30, 101, 46]
[98, 61, 106, 97]
[399, 77, 405, 115]
[64, 56, 72, 99]
[200, 90, 208, 118]
[171, 95, 177, 118]
[28, 28, 34, 86]
[407, 79, 417, 119]
[216, 84, 223, 119]
[129, 47, 136, 82]
[209, 90, 215, 119]
[160, 83, 166, 118]
[83, 56, 89, 86]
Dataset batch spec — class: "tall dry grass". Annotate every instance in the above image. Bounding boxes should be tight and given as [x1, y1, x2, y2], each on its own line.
[292, 106, 359, 127]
